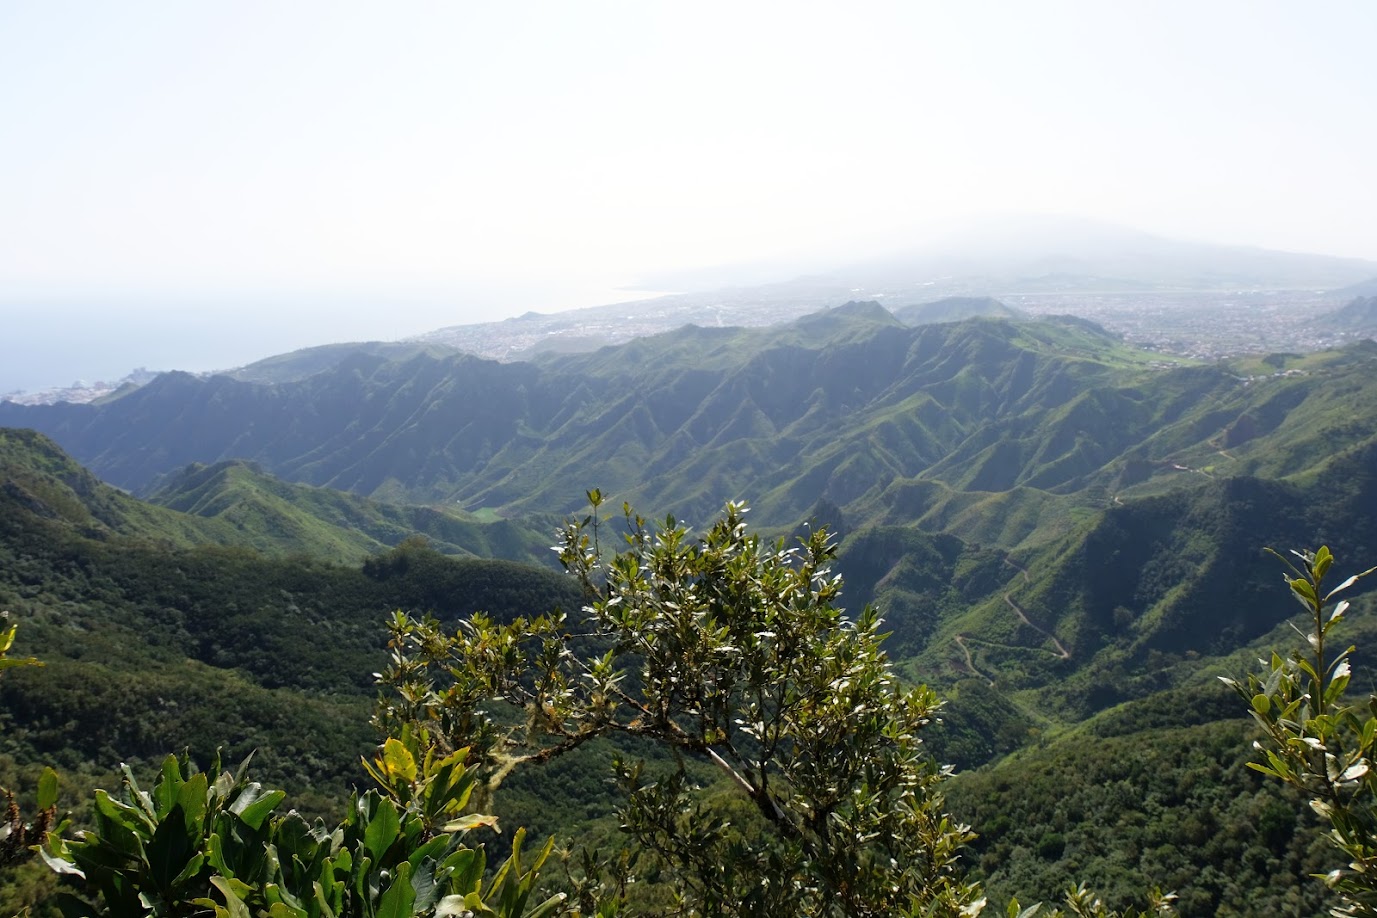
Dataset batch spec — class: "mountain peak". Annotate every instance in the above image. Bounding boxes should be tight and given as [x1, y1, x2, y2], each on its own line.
[831, 300, 899, 321]
[893, 296, 1022, 327]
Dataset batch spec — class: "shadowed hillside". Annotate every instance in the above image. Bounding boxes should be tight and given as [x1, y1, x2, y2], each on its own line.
[0, 428, 554, 565]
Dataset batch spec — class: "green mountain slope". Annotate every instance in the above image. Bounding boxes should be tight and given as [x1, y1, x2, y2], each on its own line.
[228, 340, 464, 384]
[848, 435, 1377, 724]
[1316, 294, 1377, 333]
[0, 431, 585, 798]
[0, 310, 1180, 521]
[830, 445, 1377, 916]
[9, 305, 1377, 719]
[0, 427, 240, 547]
[11, 306, 1373, 549]
[148, 458, 556, 564]
[0, 428, 554, 565]
[892, 295, 1023, 325]
[947, 717, 1336, 915]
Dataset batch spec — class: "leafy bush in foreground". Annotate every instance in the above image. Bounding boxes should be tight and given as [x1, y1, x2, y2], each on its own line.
[41, 736, 562, 918]
[1225, 547, 1377, 915]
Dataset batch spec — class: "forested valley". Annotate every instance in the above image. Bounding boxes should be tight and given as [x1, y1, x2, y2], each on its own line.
[4, 304, 1377, 915]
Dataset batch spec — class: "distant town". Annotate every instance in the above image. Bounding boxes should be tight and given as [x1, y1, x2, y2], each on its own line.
[4, 285, 1369, 407]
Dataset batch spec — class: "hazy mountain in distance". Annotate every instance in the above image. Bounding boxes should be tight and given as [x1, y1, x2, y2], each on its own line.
[10, 219, 1371, 401]
[637, 216, 1377, 295]
[414, 217, 1377, 361]
[1333, 277, 1377, 298]
[833, 215, 1377, 293]
[2, 343, 466, 406]
[1316, 295, 1377, 334]
[228, 340, 464, 385]
[411, 277, 849, 361]
[892, 296, 1023, 326]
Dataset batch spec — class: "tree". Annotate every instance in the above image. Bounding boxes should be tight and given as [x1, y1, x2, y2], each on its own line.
[377, 494, 989, 915]
[1224, 547, 1377, 916]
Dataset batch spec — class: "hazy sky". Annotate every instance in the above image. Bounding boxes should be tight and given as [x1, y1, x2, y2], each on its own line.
[3, 1, 1376, 390]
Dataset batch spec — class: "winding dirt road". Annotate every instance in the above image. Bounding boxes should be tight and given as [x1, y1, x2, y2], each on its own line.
[1002, 555, 1071, 660]
[1002, 592, 1071, 660]
[953, 634, 995, 686]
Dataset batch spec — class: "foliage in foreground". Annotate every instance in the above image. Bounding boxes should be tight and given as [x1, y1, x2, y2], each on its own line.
[1225, 547, 1377, 916]
[41, 735, 563, 917]
[378, 494, 1186, 917]
[379, 494, 981, 915]
[31, 501, 1377, 916]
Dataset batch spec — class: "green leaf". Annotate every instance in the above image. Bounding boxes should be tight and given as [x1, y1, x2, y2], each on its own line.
[445, 847, 485, 894]
[363, 798, 401, 863]
[376, 860, 416, 918]
[230, 783, 287, 830]
[409, 859, 444, 912]
[314, 877, 343, 918]
[37, 766, 59, 811]
[206, 831, 229, 877]
[524, 893, 570, 918]
[38, 845, 85, 879]
[1289, 577, 1319, 607]
[441, 813, 500, 835]
[381, 737, 417, 785]
[93, 788, 153, 845]
[1315, 546, 1333, 581]
[147, 803, 202, 893]
[177, 772, 209, 831]
[208, 876, 253, 918]
[172, 852, 208, 890]
[153, 754, 185, 820]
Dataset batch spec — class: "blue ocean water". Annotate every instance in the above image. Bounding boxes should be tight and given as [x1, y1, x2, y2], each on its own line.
[2, 305, 358, 394]
[0, 284, 668, 394]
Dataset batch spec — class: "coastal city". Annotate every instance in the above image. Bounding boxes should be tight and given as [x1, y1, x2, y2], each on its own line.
[6, 285, 1373, 407]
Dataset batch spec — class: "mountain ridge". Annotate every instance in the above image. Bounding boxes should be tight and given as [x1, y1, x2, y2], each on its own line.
[0, 427, 554, 565]
[6, 306, 1377, 547]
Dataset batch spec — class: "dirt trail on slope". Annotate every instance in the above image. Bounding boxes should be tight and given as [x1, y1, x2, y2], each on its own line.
[1003, 556, 1032, 585]
[1002, 556, 1071, 660]
[963, 633, 1065, 658]
[1002, 593, 1071, 660]
[953, 634, 995, 687]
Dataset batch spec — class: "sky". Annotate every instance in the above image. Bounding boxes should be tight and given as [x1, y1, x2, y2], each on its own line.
[3, 1, 1376, 391]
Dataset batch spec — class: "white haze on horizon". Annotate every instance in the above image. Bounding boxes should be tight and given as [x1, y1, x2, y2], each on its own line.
[2, 1, 1376, 391]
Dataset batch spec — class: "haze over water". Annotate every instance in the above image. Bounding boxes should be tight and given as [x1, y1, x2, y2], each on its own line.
[2, 282, 669, 393]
